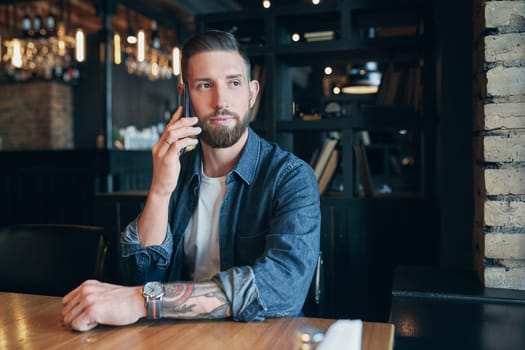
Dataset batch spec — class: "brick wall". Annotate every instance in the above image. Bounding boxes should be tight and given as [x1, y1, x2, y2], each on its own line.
[473, 0, 525, 290]
[0, 82, 73, 150]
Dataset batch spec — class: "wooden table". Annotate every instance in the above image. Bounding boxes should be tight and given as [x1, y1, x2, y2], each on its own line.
[0, 292, 394, 349]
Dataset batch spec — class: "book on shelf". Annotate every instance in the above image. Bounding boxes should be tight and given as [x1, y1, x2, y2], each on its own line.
[304, 30, 335, 42]
[353, 144, 374, 197]
[401, 68, 415, 106]
[318, 149, 339, 195]
[309, 148, 320, 168]
[377, 26, 419, 37]
[375, 63, 392, 105]
[385, 70, 402, 106]
[250, 64, 266, 122]
[299, 113, 322, 121]
[411, 66, 422, 112]
[376, 64, 422, 111]
[313, 137, 339, 181]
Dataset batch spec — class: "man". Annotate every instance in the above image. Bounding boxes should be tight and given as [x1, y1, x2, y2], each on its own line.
[62, 30, 320, 331]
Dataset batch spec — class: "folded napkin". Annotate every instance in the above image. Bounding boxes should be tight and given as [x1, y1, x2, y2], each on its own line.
[316, 319, 363, 350]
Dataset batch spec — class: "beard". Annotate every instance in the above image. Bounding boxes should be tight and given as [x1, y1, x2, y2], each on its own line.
[198, 108, 251, 148]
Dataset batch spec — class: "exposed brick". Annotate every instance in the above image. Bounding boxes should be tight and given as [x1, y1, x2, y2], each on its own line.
[486, 233, 525, 259]
[485, 200, 525, 227]
[484, 134, 525, 162]
[487, 66, 525, 97]
[49, 83, 73, 149]
[485, 33, 525, 63]
[484, 103, 525, 129]
[0, 82, 73, 150]
[485, 263, 525, 290]
[485, 1, 525, 32]
[477, 0, 525, 291]
[485, 168, 525, 195]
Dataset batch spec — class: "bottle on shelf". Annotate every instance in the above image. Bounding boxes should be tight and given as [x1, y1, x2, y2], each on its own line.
[151, 21, 161, 50]
[96, 129, 105, 149]
[46, 6, 56, 37]
[33, 7, 44, 38]
[22, 6, 32, 38]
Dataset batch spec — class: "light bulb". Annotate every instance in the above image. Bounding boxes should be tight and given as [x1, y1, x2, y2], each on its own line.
[114, 33, 121, 64]
[12, 39, 23, 68]
[75, 28, 85, 62]
[127, 34, 137, 45]
[137, 30, 145, 62]
[172, 47, 180, 76]
[58, 39, 66, 56]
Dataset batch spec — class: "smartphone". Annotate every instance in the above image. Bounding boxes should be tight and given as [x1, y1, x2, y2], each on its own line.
[182, 83, 191, 118]
[181, 83, 196, 153]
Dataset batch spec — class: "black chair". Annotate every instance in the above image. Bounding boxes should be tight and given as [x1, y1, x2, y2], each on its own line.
[0, 224, 106, 296]
[303, 251, 325, 317]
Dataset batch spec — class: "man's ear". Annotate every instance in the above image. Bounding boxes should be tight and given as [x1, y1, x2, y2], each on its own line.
[249, 80, 260, 108]
[177, 82, 184, 96]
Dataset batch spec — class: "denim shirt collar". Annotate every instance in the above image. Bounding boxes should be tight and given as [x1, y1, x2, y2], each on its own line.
[188, 127, 260, 186]
[231, 128, 259, 186]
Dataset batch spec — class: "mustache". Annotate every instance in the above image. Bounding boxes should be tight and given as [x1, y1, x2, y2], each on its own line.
[209, 108, 239, 119]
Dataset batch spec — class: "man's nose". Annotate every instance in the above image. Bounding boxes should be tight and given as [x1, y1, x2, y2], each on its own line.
[214, 85, 229, 109]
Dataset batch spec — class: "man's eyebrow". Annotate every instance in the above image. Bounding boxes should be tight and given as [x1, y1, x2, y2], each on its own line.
[226, 73, 243, 79]
[193, 73, 243, 82]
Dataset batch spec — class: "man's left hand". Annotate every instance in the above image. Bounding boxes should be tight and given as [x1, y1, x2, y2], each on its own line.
[62, 280, 146, 331]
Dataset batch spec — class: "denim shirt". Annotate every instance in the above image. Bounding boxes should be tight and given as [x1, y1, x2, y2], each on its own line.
[120, 128, 320, 321]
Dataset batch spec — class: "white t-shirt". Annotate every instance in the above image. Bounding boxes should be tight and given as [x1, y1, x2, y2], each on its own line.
[183, 170, 226, 282]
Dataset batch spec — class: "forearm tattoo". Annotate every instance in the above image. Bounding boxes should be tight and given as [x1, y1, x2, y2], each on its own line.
[162, 281, 231, 319]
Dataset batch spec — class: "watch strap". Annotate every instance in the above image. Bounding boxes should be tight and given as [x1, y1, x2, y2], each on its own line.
[147, 296, 162, 319]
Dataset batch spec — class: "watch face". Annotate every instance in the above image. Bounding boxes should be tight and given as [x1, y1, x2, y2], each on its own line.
[144, 282, 164, 298]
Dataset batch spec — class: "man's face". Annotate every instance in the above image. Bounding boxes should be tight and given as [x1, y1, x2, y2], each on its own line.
[186, 50, 258, 148]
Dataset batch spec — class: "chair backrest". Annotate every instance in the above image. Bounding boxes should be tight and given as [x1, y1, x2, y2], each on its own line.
[303, 251, 325, 317]
[0, 224, 106, 296]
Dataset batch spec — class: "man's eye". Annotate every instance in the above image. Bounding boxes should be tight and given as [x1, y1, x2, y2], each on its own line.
[231, 80, 241, 87]
[198, 82, 211, 89]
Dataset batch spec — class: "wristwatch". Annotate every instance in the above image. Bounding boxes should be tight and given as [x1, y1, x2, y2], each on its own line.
[142, 281, 164, 319]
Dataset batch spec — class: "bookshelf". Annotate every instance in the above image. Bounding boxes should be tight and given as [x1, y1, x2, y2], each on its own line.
[196, 0, 438, 321]
[197, 0, 433, 199]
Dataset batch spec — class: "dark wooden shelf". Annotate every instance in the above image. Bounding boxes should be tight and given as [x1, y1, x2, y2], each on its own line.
[274, 37, 423, 56]
[276, 108, 420, 131]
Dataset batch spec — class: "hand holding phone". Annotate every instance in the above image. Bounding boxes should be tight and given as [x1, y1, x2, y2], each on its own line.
[181, 84, 197, 153]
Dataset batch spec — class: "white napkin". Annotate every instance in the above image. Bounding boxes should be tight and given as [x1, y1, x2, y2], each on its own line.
[317, 319, 363, 350]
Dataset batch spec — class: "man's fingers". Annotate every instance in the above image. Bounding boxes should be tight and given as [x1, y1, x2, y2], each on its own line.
[157, 123, 200, 157]
[167, 137, 199, 155]
[69, 310, 99, 332]
[165, 105, 183, 127]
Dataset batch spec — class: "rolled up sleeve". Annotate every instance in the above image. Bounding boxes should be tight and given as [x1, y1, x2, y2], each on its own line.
[120, 216, 174, 284]
[213, 266, 266, 321]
